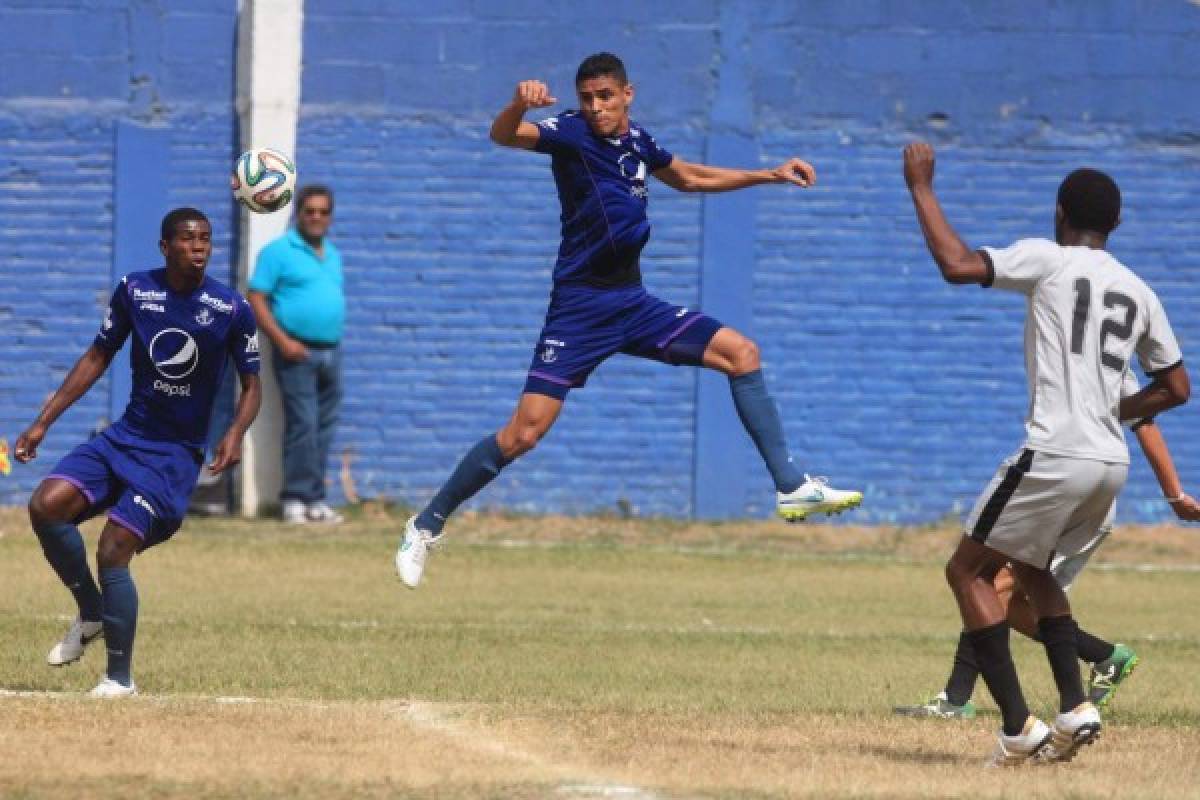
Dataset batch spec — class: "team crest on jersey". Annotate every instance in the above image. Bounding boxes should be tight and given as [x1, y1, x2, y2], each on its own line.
[194, 307, 214, 326]
[244, 332, 260, 355]
[540, 337, 564, 364]
[618, 153, 648, 199]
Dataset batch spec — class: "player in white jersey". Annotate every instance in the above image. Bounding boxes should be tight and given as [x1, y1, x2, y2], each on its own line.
[894, 412, 1200, 722]
[903, 142, 1190, 766]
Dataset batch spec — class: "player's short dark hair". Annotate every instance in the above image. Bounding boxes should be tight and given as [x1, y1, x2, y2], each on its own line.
[160, 207, 209, 241]
[296, 184, 334, 213]
[576, 52, 628, 86]
[1057, 168, 1121, 235]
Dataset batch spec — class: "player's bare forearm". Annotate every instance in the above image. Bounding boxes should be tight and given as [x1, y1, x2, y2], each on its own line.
[229, 372, 262, 438]
[656, 157, 814, 193]
[489, 103, 530, 147]
[1120, 365, 1190, 421]
[15, 345, 113, 462]
[1134, 418, 1200, 519]
[1135, 421, 1182, 498]
[210, 373, 261, 474]
[907, 185, 987, 284]
[34, 345, 112, 429]
[903, 143, 990, 285]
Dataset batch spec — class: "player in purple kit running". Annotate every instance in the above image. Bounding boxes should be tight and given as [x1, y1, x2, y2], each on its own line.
[396, 53, 862, 588]
[14, 208, 262, 697]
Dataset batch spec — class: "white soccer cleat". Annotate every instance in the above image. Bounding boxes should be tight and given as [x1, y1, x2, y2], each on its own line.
[395, 516, 437, 589]
[1038, 702, 1102, 764]
[282, 500, 309, 525]
[986, 716, 1054, 768]
[306, 502, 345, 525]
[46, 616, 104, 666]
[89, 677, 137, 698]
[776, 474, 863, 521]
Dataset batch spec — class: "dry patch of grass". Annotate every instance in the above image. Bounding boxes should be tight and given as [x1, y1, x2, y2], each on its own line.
[0, 694, 582, 799]
[4, 693, 1199, 799]
[498, 709, 1200, 799]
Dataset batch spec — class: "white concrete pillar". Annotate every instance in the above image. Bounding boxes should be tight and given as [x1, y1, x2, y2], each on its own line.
[235, 0, 303, 516]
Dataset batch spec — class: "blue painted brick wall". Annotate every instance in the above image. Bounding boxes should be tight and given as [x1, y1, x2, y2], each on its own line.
[298, 0, 1200, 523]
[3, 0, 1198, 526]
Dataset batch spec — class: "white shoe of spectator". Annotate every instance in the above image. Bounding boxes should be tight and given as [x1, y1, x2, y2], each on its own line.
[282, 500, 309, 524]
[307, 502, 344, 525]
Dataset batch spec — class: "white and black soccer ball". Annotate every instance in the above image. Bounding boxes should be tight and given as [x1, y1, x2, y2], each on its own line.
[231, 147, 297, 213]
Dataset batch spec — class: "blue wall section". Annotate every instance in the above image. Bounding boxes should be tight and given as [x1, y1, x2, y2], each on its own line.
[3, 0, 1198, 526]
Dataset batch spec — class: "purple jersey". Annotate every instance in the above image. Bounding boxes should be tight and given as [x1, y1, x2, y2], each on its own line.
[534, 111, 674, 288]
[95, 269, 260, 450]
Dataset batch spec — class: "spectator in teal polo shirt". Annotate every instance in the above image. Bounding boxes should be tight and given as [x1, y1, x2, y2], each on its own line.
[248, 185, 346, 524]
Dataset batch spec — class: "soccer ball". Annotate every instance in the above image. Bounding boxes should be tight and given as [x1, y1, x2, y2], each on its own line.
[231, 147, 296, 213]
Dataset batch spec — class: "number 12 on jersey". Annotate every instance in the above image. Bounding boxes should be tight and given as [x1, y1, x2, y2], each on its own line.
[1070, 277, 1138, 372]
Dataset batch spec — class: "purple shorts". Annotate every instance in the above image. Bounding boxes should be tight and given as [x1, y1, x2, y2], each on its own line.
[47, 423, 203, 550]
[525, 284, 723, 400]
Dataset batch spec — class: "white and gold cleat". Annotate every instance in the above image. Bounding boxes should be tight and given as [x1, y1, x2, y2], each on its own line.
[777, 474, 863, 521]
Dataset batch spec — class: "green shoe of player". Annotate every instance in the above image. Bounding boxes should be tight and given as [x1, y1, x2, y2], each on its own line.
[893, 691, 977, 720]
[1088, 643, 1139, 709]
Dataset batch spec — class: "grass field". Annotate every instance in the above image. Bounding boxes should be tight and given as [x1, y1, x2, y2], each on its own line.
[2, 505, 1199, 799]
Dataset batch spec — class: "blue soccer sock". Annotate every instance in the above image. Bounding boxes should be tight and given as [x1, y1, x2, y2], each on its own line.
[99, 567, 138, 687]
[34, 520, 103, 622]
[730, 370, 805, 493]
[416, 435, 511, 536]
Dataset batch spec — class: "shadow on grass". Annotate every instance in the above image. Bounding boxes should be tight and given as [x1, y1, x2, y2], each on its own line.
[858, 743, 971, 766]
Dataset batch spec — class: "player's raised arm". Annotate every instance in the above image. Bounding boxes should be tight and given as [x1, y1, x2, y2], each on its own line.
[489, 80, 557, 150]
[654, 156, 815, 193]
[903, 142, 991, 285]
[14, 344, 116, 463]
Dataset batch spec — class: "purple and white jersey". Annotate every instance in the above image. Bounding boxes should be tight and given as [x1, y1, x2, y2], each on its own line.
[534, 111, 674, 288]
[95, 268, 260, 450]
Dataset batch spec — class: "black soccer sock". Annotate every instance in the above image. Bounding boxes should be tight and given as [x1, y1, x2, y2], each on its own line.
[729, 370, 805, 493]
[34, 519, 103, 622]
[943, 631, 980, 707]
[967, 622, 1030, 736]
[1075, 626, 1115, 665]
[1038, 615, 1088, 712]
[416, 435, 511, 535]
[100, 566, 138, 687]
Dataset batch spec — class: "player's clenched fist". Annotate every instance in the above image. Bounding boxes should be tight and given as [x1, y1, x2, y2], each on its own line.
[512, 80, 556, 111]
[13, 424, 45, 463]
[903, 142, 935, 189]
[770, 158, 817, 188]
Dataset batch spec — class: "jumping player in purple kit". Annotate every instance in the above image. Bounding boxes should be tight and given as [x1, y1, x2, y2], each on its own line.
[396, 53, 862, 588]
[14, 208, 262, 697]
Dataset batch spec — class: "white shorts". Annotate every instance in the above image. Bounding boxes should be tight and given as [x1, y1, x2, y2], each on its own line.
[1050, 515, 1114, 591]
[964, 449, 1127, 571]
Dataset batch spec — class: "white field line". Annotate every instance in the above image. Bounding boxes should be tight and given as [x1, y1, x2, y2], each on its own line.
[0, 687, 662, 800]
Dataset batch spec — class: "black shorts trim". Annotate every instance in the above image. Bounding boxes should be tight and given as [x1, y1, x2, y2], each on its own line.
[978, 249, 996, 288]
[1147, 358, 1184, 379]
[971, 448, 1035, 542]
